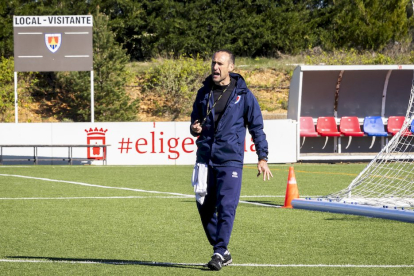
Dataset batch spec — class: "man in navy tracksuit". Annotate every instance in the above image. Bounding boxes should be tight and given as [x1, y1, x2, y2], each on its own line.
[190, 50, 272, 271]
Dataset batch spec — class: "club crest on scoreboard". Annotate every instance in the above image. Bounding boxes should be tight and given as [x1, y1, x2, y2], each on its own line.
[45, 33, 62, 53]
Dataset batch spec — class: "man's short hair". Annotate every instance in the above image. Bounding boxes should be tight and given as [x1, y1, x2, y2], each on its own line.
[214, 50, 235, 65]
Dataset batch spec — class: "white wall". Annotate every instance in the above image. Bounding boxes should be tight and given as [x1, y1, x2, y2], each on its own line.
[0, 120, 297, 165]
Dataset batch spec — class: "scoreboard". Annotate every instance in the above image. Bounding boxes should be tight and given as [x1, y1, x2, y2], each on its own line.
[13, 15, 93, 72]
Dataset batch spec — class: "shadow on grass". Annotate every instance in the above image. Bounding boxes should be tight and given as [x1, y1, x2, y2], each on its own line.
[182, 199, 283, 208]
[239, 200, 282, 208]
[324, 215, 371, 221]
[7, 256, 209, 270]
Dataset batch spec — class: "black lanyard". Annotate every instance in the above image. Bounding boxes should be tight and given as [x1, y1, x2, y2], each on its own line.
[200, 84, 230, 126]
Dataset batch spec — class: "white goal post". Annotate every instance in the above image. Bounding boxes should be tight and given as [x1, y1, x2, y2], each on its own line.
[292, 71, 414, 223]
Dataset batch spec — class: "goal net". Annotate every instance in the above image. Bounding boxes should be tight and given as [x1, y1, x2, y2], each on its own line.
[324, 75, 414, 209]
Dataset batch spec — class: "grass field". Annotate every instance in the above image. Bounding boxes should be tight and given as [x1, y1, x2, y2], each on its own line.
[1, 163, 414, 275]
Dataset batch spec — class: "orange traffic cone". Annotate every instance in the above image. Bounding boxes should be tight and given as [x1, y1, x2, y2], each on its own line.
[282, 166, 299, 208]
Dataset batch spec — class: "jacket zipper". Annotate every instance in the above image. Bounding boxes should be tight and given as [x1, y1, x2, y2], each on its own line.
[216, 89, 238, 133]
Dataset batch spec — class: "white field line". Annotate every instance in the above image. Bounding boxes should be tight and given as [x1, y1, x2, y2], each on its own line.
[233, 264, 414, 268]
[239, 200, 280, 208]
[241, 195, 285, 198]
[0, 174, 283, 207]
[0, 196, 191, 200]
[0, 173, 192, 198]
[0, 195, 286, 200]
[0, 259, 413, 268]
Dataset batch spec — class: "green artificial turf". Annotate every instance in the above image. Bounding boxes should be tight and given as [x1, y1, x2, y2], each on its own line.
[0, 164, 413, 275]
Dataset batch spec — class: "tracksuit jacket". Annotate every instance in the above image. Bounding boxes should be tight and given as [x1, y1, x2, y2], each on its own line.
[190, 72, 268, 166]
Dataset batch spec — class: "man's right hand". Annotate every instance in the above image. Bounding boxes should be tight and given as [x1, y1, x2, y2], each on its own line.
[191, 120, 202, 134]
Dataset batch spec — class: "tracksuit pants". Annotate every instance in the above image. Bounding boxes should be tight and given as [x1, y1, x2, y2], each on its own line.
[196, 165, 243, 256]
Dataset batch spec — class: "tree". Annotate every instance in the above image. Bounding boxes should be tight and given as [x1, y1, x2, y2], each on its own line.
[32, 11, 138, 122]
[0, 0, 18, 58]
[2, 0, 414, 60]
[331, 0, 411, 50]
[256, 1, 317, 55]
[91, 11, 138, 121]
[94, 0, 147, 60]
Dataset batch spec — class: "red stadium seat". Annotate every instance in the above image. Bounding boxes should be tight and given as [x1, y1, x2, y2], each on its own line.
[317, 117, 341, 136]
[317, 117, 341, 149]
[299, 117, 318, 148]
[387, 116, 411, 136]
[339, 117, 364, 149]
[300, 117, 319, 137]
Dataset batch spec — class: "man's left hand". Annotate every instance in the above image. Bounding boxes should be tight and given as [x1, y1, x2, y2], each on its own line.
[257, 160, 273, 181]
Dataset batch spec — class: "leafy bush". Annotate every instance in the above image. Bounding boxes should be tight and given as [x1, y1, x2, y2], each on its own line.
[0, 56, 14, 121]
[305, 49, 412, 65]
[0, 57, 37, 122]
[279, 99, 288, 110]
[141, 55, 210, 120]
